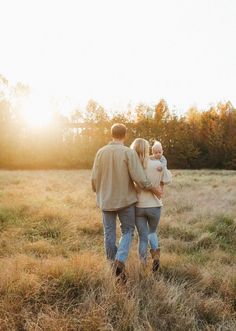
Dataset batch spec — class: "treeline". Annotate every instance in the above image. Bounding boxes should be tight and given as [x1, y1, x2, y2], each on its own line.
[0, 75, 236, 169]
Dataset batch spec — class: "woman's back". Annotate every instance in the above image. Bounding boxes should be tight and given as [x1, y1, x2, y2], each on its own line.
[136, 159, 163, 208]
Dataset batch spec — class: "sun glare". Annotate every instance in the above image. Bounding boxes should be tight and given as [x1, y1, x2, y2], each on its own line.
[22, 96, 52, 128]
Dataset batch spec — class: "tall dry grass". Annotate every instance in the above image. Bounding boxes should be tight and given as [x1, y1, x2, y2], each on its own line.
[0, 169, 235, 330]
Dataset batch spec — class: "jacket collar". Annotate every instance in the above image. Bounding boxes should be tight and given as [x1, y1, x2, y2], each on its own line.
[109, 141, 124, 145]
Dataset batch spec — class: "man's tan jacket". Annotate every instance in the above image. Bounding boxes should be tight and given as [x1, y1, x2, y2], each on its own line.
[91, 141, 153, 211]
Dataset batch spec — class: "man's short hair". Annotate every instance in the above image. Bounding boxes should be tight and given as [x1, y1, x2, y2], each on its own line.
[111, 123, 127, 139]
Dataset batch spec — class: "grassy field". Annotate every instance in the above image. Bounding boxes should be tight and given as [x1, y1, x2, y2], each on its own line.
[0, 170, 235, 331]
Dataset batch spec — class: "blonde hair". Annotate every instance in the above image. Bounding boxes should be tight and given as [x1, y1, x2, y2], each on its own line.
[152, 140, 163, 152]
[130, 138, 150, 169]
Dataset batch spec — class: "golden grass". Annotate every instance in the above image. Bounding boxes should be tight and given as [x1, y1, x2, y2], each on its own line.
[0, 169, 235, 330]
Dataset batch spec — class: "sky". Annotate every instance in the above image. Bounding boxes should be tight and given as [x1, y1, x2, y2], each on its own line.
[0, 0, 236, 115]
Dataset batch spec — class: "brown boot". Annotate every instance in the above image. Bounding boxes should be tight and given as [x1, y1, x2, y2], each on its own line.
[150, 248, 160, 272]
[113, 260, 127, 284]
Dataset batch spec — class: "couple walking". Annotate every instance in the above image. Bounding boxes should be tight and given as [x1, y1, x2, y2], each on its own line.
[91, 123, 171, 282]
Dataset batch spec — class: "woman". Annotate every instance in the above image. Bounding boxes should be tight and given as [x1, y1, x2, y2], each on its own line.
[130, 138, 171, 271]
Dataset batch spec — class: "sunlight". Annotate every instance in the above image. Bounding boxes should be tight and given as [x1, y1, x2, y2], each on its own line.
[22, 96, 52, 128]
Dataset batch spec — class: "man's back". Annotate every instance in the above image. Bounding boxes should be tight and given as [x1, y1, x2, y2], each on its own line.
[92, 141, 138, 211]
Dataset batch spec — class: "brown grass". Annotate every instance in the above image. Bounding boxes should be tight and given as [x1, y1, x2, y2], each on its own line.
[0, 169, 235, 330]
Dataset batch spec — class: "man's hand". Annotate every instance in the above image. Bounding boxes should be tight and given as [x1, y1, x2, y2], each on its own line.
[151, 186, 163, 199]
[160, 182, 164, 193]
[134, 183, 141, 193]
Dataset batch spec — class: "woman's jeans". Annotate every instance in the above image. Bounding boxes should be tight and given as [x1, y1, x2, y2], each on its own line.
[102, 204, 135, 263]
[135, 207, 161, 262]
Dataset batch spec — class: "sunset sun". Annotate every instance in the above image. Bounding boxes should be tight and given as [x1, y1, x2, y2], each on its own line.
[22, 96, 52, 128]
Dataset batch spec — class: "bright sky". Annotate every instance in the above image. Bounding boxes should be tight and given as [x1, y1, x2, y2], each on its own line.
[0, 0, 236, 115]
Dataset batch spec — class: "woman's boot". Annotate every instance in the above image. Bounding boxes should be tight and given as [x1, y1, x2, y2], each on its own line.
[150, 248, 160, 272]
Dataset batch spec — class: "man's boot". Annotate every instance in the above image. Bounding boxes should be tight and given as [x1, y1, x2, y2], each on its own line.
[150, 248, 161, 272]
[113, 260, 127, 284]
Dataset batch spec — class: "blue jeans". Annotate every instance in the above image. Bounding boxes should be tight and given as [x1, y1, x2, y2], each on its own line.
[102, 204, 135, 263]
[135, 207, 161, 262]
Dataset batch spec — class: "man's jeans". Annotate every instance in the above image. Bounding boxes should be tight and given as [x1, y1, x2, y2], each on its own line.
[135, 207, 161, 262]
[102, 204, 135, 263]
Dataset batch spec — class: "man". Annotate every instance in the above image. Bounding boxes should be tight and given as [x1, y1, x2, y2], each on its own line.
[91, 123, 162, 282]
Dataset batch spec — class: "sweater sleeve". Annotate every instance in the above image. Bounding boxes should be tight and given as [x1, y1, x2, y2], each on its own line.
[91, 151, 100, 192]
